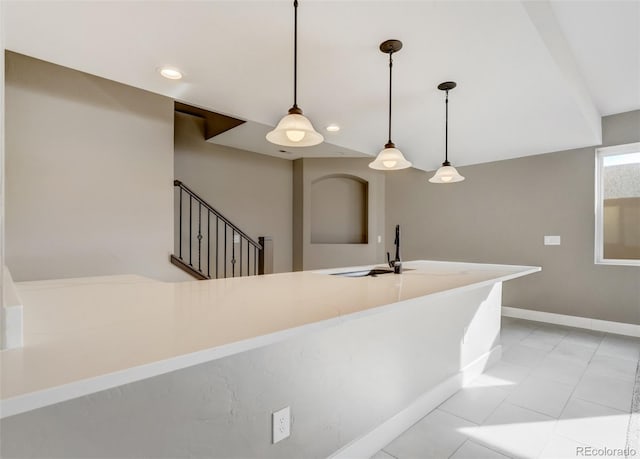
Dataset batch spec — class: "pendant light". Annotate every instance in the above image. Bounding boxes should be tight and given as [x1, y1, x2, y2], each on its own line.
[266, 0, 323, 147]
[429, 81, 465, 183]
[369, 40, 412, 171]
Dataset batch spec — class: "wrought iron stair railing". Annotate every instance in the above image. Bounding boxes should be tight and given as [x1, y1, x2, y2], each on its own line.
[171, 180, 270, 280]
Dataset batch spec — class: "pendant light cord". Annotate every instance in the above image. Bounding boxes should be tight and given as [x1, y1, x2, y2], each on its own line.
[444, 89, 449, 164]
[293, 0, 298, 109]
[388, 51, 393, 145]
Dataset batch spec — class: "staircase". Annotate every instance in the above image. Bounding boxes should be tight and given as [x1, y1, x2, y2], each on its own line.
[171, 180, 272, 280]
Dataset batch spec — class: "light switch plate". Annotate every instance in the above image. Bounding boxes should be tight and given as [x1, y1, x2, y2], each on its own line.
[544, 235, 561, 246]
[272, 406, 290, 444]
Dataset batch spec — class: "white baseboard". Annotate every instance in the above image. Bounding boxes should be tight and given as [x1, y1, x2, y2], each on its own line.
[328, 346, 502, 459]
[1, 304, 24, 349]
[502, 306, 640, 338]
[2, 266, 24, 350]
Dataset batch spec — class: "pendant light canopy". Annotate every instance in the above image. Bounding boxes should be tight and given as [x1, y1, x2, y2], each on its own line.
[369, 40, 412, 171]
[266, 0, 323, 147]
[429, 81, 465, 183]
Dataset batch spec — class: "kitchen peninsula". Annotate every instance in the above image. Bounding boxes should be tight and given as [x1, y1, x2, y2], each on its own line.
[0, 260, 539, 458]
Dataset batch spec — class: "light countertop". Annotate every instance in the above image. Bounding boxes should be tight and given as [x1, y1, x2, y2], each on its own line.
[0, 260, 540, 418]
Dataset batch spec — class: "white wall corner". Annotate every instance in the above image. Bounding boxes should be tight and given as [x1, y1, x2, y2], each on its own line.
[522, 0, 602, 144]
[2, 266, 24, 349]
[502, 306, 640, 337]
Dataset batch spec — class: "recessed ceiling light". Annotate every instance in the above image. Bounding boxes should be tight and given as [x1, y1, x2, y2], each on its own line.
[159, 67, 183, 80]
[326, 124, 340, 132]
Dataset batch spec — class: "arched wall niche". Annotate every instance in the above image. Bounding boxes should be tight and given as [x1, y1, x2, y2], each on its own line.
[310, 174, 368, 244]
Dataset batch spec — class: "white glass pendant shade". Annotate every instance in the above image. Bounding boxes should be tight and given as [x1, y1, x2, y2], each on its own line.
[267, 0, 323, 149]
[429, 164, 465, 183]
[266, 111, 324, 147]
[369, 145, 412, 170]
[431, 82, 465, 184]
[372, 40, 409, 172]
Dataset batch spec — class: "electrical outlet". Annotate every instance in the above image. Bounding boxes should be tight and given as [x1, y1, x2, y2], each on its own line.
[377, 235, 382, 243]
[272, 406, 290, 444]
[233, 234, 240, 244]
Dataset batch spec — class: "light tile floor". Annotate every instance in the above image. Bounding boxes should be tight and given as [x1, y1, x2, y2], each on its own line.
[373, 317, 640, 459]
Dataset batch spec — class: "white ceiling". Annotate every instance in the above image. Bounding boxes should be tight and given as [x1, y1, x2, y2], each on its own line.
[4, 0, 639, 171]
[550, 0, 640, 117]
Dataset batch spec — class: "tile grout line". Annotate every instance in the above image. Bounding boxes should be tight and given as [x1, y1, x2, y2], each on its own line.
[437, 405, 482, 426]
[464, 320, 548, 456]
[438, 360, 511, 426]
[433, 407, 481, 428]
[468, 400, 544, 458]
[553, 336, 595, 414]
[566, 330, 637, 412]
[502, 320, 593, 456]
[480, 443, 514, 459]
[505, 398, 568, 420]
[447, 439, 468, 459]
[570, 394, 633, 414]
[550, 329, 606, 425]
[448, 438, 513, 459]
[625, 357, 640, 458]
[504, 322, 575, 422]
[499, 320, 637, 453]
[382, 320, 636, 459]
[552, 431, 593, 452]
[545, 328, 636, 453]
[536, 322, 597, 455]
[380, 449, 398, 459]
[502, 324, 604, 454]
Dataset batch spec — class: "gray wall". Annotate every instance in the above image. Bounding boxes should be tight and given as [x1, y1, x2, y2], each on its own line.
[386, 110, 640, 325]
[1, 5, 6, 336]
[4, 52, 188, 282]
[174, 112, 293, 273]
[293, 158, 386, 271]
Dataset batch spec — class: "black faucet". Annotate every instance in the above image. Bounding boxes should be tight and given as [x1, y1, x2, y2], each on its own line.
[387, 224, 402, 274]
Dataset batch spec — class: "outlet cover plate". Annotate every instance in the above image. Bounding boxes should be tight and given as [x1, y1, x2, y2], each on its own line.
[544, 235, 561, 246]
[272, 406, 290, 444]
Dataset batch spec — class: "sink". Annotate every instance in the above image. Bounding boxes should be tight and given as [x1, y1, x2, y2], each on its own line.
[331, 268, 395, 277]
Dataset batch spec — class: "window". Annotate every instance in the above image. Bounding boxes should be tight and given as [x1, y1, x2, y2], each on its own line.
[595, 143, 640, 266]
